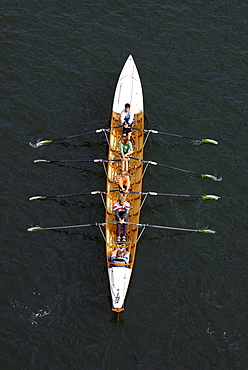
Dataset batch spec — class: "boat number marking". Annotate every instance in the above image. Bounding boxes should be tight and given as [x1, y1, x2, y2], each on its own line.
[115, 289, 120, 304]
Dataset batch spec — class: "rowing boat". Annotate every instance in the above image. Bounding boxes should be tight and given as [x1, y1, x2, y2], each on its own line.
[106, 55, 144, 312]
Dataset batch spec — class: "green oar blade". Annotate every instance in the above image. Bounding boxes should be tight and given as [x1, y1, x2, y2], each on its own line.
[201, 174, 222, 181]
[198, 229, 216, 234]
[202, 194, 220, 200]
[29, 196, 47, 201]
[27, 226, 45, 232]
[29, 140, 53, 148]
[201, 138, 218, 145]
[34, 159, 50, 163]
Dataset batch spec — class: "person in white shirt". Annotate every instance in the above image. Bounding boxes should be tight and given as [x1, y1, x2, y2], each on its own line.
[120, 103, 134, 140]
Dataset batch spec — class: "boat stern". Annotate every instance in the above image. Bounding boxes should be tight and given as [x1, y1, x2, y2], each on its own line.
[108, 267, 132, 311]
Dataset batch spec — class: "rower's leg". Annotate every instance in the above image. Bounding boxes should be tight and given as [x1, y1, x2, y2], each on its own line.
[122, 215, 128, 238]
[121, 159, 125, 172]
[125, 159, 129, 172]
[116, 222, 121, 237]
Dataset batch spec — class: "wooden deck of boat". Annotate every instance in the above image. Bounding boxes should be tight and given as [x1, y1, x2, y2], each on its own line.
[105, 111, 144, 269]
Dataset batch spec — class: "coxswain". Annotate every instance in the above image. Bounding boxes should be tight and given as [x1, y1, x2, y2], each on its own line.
[111, 248, 130, 266]
[120, 103, 135, 140]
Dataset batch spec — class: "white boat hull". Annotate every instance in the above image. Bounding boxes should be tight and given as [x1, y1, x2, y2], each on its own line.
[108, 267, 132, 310]
[112, 54, 143, 114]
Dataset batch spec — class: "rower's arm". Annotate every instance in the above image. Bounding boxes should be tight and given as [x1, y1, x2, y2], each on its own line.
[126, 176, 130, 190]
[118, 177, 124, 188]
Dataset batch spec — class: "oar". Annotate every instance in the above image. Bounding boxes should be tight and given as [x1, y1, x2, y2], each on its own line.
[130, 157, 222, 182]
[126, 222, 216, 234]
[29, 190, 220, 201]
[131, 191, 220, 200]
[27, 222, 116, 232]
[29, 190, 117, 201]
[33, 158, 121, 164]
[133, 128, 218, 145]
[27, 223, 96, 231]
[29, 190, 219, 201]
[29, 126, 122, 148]
[27, 222, 215, 234]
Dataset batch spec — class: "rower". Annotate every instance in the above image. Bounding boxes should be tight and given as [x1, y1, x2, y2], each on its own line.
[113, 195, 130, 242]
[120, 103, 135, 140]
[118, 171, 130, 199]
[119, 135, 133, 172]
[111, 248, 130, 267]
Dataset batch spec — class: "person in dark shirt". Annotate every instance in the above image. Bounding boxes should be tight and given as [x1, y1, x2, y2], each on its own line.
[120, 103, 134, 140]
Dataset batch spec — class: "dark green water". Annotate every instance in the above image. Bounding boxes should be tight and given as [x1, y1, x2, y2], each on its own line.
[1, 1, 247, 369]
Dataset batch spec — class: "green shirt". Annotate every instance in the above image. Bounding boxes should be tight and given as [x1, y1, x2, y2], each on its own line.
[119, 140, 133, 154]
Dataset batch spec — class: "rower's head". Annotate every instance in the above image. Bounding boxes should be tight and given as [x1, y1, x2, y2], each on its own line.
[124, 103, 130, 112]
[121, 135, 129, 144]
[118, 194, 126, 204]
[116, 249, 123, 258]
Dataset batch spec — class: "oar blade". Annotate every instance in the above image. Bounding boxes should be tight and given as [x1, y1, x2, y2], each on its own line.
[29, 140, 53, 148]
[29, 196, 47, 201]
[201, 174, 222, 182]
[198, 229, 216, 234]
[202, 194, 220, 200]
[27, 226, 45, 232]
[202, 138, 218, 145]
[34, 159, 50, 163]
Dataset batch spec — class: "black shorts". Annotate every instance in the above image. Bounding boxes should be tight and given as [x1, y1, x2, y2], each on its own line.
[122, 120, 133, 136]
[122, 126, 132, 136]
